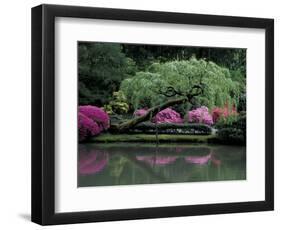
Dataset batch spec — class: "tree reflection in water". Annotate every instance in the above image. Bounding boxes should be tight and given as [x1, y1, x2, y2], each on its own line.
[78, 143, 245, 187]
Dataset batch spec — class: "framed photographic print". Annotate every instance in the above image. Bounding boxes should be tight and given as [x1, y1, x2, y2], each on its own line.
[31, 4, 274, 225]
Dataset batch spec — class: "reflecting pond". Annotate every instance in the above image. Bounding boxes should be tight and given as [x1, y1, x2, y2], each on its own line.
[78, 143, 246, 187]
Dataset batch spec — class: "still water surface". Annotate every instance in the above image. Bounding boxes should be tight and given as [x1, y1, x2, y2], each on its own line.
[78, 143, 246, 187]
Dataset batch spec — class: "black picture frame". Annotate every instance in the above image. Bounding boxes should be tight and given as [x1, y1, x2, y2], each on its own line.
[31, 4, 274, 225]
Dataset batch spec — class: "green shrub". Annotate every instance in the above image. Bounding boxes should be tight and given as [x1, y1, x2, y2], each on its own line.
[216, 114, 246, 144]
[215, 114, 239, 128]
[217, 128, 244, 144]
[237, 94, 246, 112]
[103, 91, 129, 115]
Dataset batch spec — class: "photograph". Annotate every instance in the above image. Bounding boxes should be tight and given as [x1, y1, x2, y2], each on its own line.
[77, 42, 247, 187]
[30, 3, 274, 225]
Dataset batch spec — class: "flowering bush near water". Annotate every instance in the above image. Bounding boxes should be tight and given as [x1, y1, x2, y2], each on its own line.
[78, 106, 110, 141]
[188, 106, 214, 126]
[134, 108, 183, 124]
[79, 104, 240, 141]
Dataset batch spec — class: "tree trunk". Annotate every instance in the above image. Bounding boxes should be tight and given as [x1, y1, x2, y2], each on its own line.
[110, 97, 188, 133]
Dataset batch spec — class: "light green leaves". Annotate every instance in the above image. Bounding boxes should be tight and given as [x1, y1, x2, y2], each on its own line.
[121, 58, 241, 110]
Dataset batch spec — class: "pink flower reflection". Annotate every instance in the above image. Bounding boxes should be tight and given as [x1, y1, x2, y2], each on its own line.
[136, 156, 177, 166]
[185, 154, 212, 165]
[79, 149, 108, 175]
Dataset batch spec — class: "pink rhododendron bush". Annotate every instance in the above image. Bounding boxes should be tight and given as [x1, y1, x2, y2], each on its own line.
[134, 108, 183, 124]
[188, 106, 213, 126]
[78, 105, 110, 141]
[153, 108, 183, 123]
[78, 112, 101, 141]
[212, 105, 238, 123]
[133, 108, 148, 117]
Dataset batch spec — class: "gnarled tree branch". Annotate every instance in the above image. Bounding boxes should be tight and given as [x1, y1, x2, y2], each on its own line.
[111, 81, 205, 132]
[110, 97, 188, 132]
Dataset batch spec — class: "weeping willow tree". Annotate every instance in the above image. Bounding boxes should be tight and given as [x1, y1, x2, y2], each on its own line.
[112, 58, 241, 132]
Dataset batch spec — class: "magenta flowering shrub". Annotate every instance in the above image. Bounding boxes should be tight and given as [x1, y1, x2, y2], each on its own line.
[78, 105, 110, 141]
[133, 108, 148, 117]
[153, 108, 183, 124]
[78, 112, 101, 141]
[79, 105, 110, 130]
[188, 106, 214, 125]
[134, 108, 183, 124]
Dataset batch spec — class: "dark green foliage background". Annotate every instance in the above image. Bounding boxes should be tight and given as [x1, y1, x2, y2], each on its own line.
[78, 42, 246, 106]
[78, 43, 137, 105]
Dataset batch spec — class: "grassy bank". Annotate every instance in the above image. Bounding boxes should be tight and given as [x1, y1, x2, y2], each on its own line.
[89, 133, 218, 143]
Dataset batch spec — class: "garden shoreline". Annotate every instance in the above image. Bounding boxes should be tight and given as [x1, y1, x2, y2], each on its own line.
[88, 133, 218, 143]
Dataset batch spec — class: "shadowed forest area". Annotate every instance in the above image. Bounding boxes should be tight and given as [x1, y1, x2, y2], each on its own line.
[78, 43, 246, 107]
